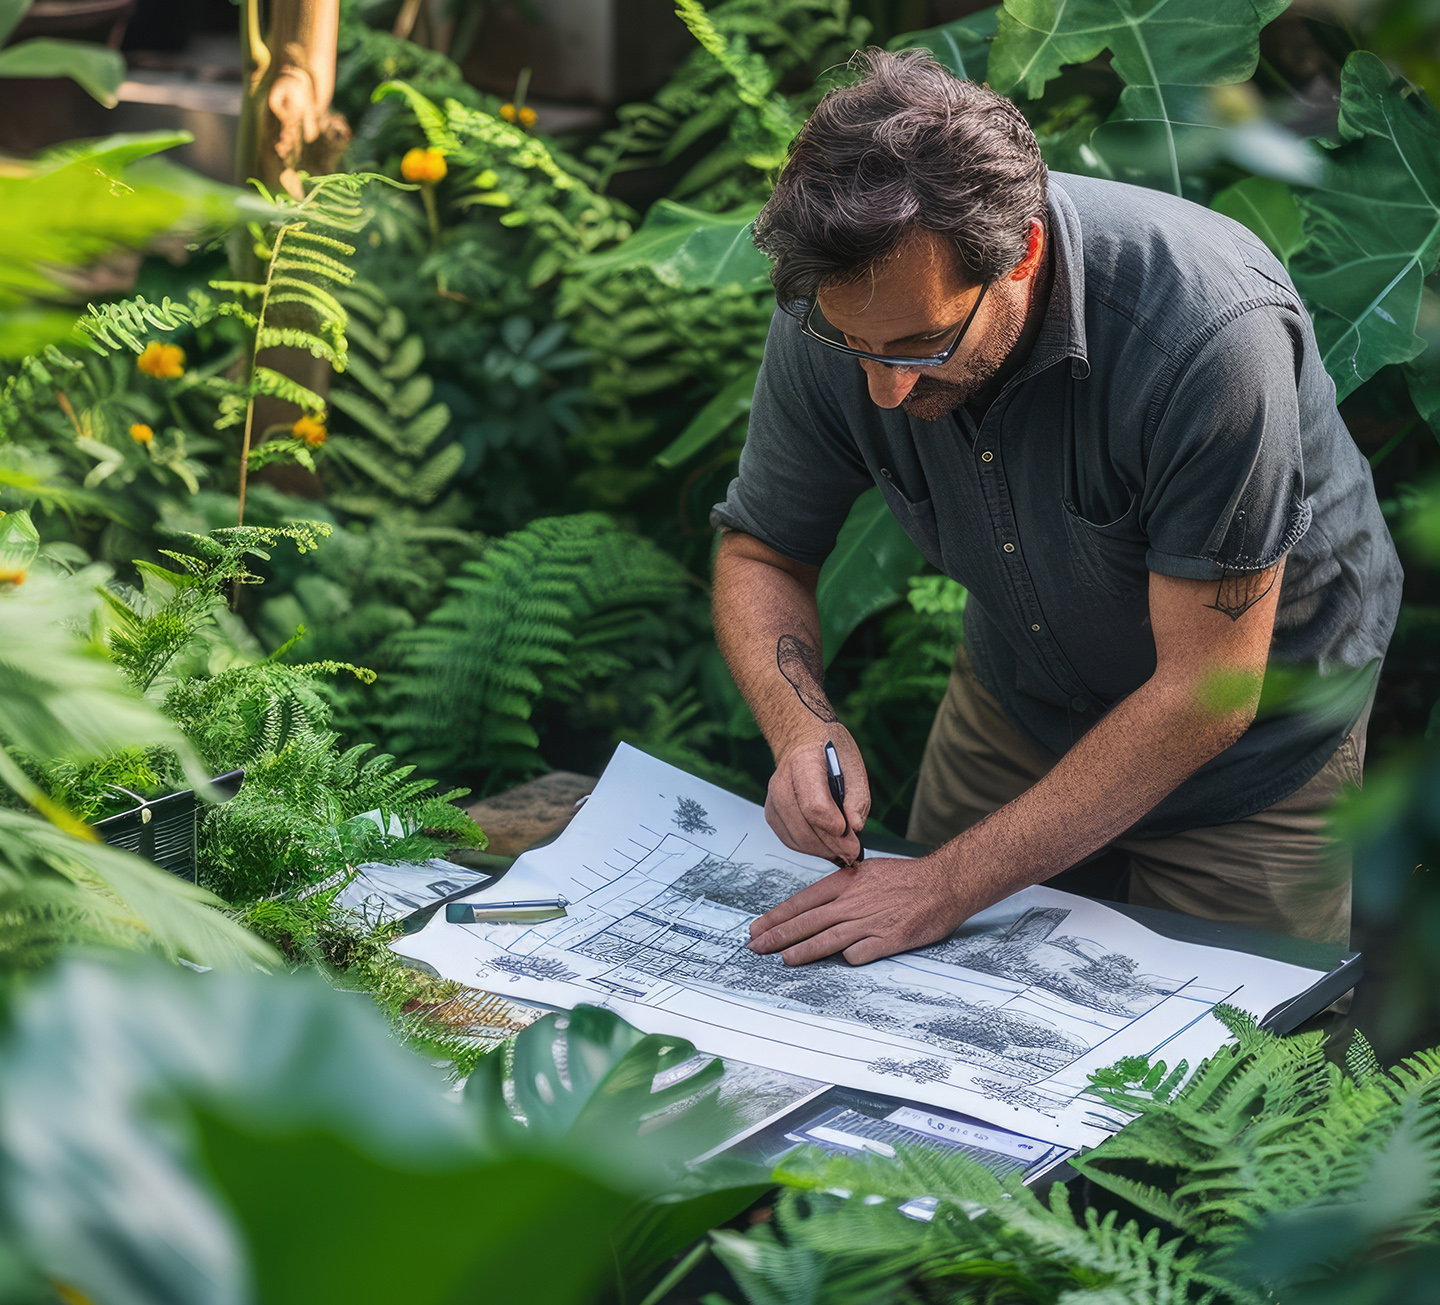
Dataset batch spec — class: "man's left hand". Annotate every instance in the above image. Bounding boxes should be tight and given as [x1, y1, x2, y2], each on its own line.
[747, 855, 973, 965]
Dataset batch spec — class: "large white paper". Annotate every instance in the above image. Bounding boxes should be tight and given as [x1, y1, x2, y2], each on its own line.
[394, 745, 1325, 1149]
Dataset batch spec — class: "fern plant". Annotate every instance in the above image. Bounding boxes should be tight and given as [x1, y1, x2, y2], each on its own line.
[372, 79, 633, 289]
[99, 522, 331, 694]
[322, 279, 463, 513]
[0, 530, 273, 972]
[392, 512, 691, 779]
[210, 174, 378, 522]
[714, 1143, 1225, 1305]
[585, 0, 867, 210]
[1073, 1009, 1440, 1283]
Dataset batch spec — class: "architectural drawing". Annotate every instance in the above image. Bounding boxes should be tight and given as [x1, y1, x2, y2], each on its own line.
[393, 744, 1327, 1150]
[921, 906, 1189, 1018]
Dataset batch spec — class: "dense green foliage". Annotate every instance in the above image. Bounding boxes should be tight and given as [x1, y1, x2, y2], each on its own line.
[0, 0, 1437, 1298]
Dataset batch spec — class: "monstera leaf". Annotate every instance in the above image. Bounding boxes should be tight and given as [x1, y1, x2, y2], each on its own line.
[988, 0, 1288, 193]
[889, 5, 998, 83]
[1211, 176, 1309, 267]
[1289, 53, 1440, 399]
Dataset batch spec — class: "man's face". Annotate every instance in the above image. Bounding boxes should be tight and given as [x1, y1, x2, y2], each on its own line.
[815, 227, 1038, 420]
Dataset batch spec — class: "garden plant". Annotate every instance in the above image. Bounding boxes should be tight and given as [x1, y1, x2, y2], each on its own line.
[0, 0, 1438, 1300]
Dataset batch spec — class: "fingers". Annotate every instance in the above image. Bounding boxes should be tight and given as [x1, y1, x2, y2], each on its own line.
[749, 868, 852, 938]
[841, 935, 897, 965]
[779, 919, 875, 966]
[749, 894, 855, 954]
[765, 751, 857, 865]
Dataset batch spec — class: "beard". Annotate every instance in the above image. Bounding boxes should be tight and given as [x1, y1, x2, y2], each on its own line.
[900, 282, 1030, 422]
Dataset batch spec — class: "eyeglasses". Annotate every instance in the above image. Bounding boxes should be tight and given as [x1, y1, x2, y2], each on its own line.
[779, 281, 991, 369]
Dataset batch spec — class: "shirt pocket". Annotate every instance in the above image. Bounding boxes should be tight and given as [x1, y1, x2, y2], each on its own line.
[877, 466, 944, 570]
[1059, 493, 1149, 601]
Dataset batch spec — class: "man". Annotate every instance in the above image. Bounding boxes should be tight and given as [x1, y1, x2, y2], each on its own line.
[710, 49, 1402, 965]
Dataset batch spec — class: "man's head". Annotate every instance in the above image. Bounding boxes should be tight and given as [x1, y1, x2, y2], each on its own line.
[753, 49, 1048, 419]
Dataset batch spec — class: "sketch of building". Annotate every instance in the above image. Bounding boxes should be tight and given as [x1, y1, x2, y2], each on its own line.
[921, 906, 1187, 1018]
[673, 796, 716, 836]
[567, 857, 1088, 1085]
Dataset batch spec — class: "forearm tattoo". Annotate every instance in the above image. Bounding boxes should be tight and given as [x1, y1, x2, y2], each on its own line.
[1206, 567, 1279, 621]
[776, 634, 837, 723]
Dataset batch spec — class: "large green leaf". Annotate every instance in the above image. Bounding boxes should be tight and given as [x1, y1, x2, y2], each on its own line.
[1212, 176, 1308, 267]
[988, 0, 1289, 193]
[0, 962, 755, 1305]
[0, 0, 25, 45]
[0, 38, 126, 106]
[888, 5, 998, 82]
[816, 488, 927, 667]
[0, 134, 217, 359]
[655, 364, 759, 468]
[1290, 53, 1440, 399]
[200, 1122, 636, 1305]
[575, 199, 771, 291]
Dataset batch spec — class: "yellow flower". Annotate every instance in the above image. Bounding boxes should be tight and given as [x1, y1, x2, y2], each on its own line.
[518, 105, 536, 128]
[136, 342, 185, 379]
[499, 102, 517, 122]
[291, 414, 327, 447]
[129, 423, 153, 444]
[401, 147, 448, 183]
[0, 566, 25, 586]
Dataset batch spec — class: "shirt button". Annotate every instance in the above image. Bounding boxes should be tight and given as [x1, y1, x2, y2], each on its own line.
[1071, 696, 1088, 711]
[1030, 623, 1040, 632]
[981, 450, 994, 463]
[1003, 542, 1015, 553]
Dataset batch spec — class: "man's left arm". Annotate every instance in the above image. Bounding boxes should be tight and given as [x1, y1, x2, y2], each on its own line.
[748, 558, 1285, 965]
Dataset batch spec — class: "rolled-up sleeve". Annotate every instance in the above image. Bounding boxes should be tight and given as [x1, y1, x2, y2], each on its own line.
[711, 309, 873, 567]
[1141, 307, 1312, 580]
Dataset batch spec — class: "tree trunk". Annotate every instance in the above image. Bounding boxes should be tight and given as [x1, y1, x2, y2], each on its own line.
[237, 0, 350, 197]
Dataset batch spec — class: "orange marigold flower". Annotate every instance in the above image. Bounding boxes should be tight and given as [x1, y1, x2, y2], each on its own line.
[129, 423, 154, 444]
[291, 414, 327, 447]
[518, 105, 537, 128]
[137, 342, 185, 379]
[499, 102, 517, 122]
[401, 147, 448, 183]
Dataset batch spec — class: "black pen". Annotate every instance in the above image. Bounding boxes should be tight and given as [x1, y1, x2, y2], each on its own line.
[824, 740, 864, 864]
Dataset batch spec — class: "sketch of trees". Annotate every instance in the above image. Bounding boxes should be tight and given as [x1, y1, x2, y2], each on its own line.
[673, 795, 717, 835]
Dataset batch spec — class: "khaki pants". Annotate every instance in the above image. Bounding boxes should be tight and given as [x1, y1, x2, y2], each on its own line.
[907, 647, 1368, 946]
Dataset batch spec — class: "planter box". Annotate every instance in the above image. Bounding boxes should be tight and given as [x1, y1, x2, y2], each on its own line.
[95, 769, 244, 882]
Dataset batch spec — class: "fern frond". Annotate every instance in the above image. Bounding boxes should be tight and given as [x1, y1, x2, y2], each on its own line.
[392, 514, 687, 776]
[371, 80, 462, 153]
[251, 366, 328, 415]
[254, 326, 344, 365]
[76, 294, 213, 353]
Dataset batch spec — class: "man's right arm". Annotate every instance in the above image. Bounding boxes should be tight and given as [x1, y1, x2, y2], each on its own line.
[712, 530, 868, 864]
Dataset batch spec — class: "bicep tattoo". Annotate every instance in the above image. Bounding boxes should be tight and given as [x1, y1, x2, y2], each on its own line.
[776, 634, 837, 723]
[1206, 566, 1279, 622]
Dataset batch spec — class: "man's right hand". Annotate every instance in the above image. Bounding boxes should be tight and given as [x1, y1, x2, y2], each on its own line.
[765, 726, 870, 866]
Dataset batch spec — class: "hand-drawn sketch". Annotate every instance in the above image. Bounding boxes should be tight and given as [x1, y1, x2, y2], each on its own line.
[673, 796, 716, 836]
[393, 745, 1326, 1150]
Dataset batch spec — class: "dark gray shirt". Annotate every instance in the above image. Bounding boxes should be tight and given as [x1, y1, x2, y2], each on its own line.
[714, 172, 1403, 837]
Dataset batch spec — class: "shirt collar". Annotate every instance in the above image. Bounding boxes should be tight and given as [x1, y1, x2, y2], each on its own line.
[1028, 175, 1090, 380]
